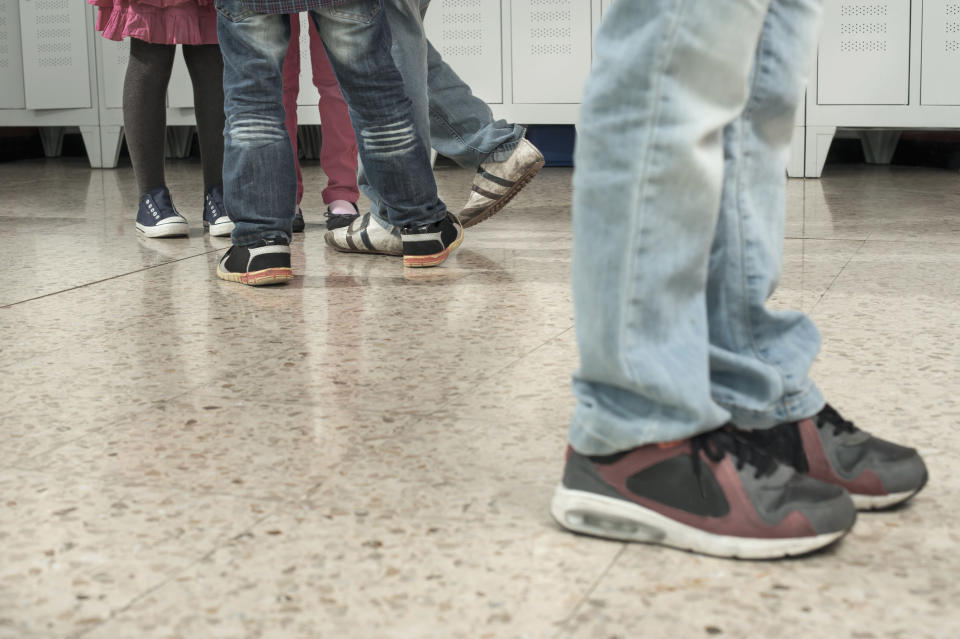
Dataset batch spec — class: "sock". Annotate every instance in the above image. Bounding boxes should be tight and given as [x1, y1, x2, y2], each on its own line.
[328, 199, 357, 216]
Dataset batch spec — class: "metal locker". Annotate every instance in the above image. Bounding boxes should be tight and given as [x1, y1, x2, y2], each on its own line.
[98, 36, 127, 109]
[18, 0, 92, 109]
[921, 0, 960, 105]
[167, 47, 193, 108]
[817, 0, 911, 105]
[511, 0, 592, 104]
[423, 0, 503, 104]
[0, 0, 25, 109]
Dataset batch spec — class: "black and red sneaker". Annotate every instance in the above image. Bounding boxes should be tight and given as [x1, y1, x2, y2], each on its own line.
[734, 404, 928, 511]
[551, 429, 856, 559]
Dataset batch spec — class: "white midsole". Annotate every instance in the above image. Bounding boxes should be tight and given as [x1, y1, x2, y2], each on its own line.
[206, 220, 235, 237]
[137, 220, 188, 238]
[851, 490, 916, 511]
[550, 485, 847, 560]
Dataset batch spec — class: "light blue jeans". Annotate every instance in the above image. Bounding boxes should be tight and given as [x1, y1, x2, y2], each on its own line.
[570, 0, 825, 455]
[360, 0, 525, 226]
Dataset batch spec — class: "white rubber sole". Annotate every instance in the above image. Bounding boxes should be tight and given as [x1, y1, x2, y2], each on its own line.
[205, 220, 235, 237]
[852, 489, 919, 511]
[550, 485, 848, 560]
[137, 220, 189, 238]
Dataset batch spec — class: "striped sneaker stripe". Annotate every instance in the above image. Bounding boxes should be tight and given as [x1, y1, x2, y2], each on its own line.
[477, 169, 515, 188]
[471, 184, 502, 201]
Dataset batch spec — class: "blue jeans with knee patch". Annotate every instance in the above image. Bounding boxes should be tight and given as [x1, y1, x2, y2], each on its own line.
[215, 0, 447, 245]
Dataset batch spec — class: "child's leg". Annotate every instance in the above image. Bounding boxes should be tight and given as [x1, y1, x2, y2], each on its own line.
[282, 17, 305, 206]
[182, 44, 225, 192]
[307, 19, 359, 210]
[124, 39, 176, 195]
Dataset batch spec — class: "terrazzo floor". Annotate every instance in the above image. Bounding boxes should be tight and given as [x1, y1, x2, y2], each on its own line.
[0, 157, 958, 638]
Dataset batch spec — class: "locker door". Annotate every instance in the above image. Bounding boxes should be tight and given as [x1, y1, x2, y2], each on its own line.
[423, 0, 503, 103]
[921, 0, 960, 105]
[19, 0, 91, 109]
[99, 36, 128, 109]
[511, 0, 592, 104]
[0, 0, 25, 108]
[167, 47, 193, 108]
[817, 0, 911, 105]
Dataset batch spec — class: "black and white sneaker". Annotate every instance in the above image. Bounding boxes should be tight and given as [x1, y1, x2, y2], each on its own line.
[324, 212, 402, 256]
[401, 212, 464, 268]
[202, 185, 234, 237]
[216, 238, 293, 286]
[136, 187, 188, 238]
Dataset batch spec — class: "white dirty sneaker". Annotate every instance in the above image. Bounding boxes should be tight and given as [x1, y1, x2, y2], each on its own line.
[457, 138, 545, 228]
[324, 212, 403, 256]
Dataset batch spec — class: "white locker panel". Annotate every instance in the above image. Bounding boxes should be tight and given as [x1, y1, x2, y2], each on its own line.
[18, 0, 91, 109]
[511, 0, 591, 104]
[0, 0, 25, 108]
[921, 0, 960, 105]
[601, 0, 613, 14]
[423, 0, 502, 103]
[99, 36, 127, 109]
[167, 47, 193, 107]
[296, 13, 321, 107]
[817, 0, 910, 105]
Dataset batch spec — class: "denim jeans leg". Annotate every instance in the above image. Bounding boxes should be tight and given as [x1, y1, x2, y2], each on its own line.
[216, 8, 295, 246]
[707, 0, 826, 428]
[311, 2, 446, 229]
[358, 0, 523, 223]
[356, 0, 429, 226]
[425, 37, 525, 167]
[568, 0, 771, 456]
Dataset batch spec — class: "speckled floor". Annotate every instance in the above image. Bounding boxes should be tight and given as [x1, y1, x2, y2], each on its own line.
[0, 157, 958, 639]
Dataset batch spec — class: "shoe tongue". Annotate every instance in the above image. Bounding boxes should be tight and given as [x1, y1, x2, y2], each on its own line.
[146, 187, 173, 209]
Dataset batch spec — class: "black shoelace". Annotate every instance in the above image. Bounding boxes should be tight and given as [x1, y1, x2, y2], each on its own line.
[816, 404, 859, 436]
[690, 429, 779, 484]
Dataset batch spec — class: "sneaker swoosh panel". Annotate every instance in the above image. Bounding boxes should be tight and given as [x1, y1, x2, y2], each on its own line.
[624, 456, 730, 518]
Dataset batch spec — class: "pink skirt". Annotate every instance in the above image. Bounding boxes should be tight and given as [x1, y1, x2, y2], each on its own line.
[90, 0, 218, 45]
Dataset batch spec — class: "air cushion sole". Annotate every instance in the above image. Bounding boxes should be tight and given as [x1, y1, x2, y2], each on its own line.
[550, 485, 850, 560]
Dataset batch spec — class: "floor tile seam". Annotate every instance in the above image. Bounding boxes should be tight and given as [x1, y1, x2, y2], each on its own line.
[467, 325, 576, 388]
[551, 544, 629, 639]
[0, 251, 224, 309]
[784, 235, 869, 242]
[786, 235, 960, 246]
[3, 463, 293, 510]
[858, 238, 960, 247]
[7, 428, 110, 469]
[70, 508, 280, 639]
[806, 237, 869, 314]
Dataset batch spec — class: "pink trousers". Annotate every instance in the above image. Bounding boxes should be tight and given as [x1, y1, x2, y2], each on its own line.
[282, 16, 359, 206]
